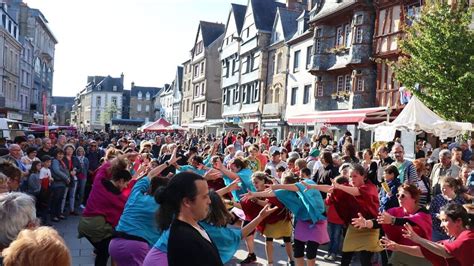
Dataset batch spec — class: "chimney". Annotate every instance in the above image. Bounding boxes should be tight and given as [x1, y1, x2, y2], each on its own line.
[131, 81, 135, 88]
[120, 72, 124, 85]
[286, 0, 307, 12]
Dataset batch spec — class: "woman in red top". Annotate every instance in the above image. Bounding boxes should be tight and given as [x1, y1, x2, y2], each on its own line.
[329, 164, 381, 266]
[381, 203, 474, 266]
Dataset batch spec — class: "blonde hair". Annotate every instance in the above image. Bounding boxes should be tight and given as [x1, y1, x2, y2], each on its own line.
[2, 227, 71, 266]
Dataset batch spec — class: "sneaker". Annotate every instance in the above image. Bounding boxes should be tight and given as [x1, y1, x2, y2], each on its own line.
[240, 253, 257, 264]
[79, 204, 85, 209]
[327, 254, 336, 261]
[323, 254, 330, 260]
[288, 261, 295, 266]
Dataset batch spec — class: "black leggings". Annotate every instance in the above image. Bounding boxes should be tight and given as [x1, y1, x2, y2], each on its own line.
[265, 236, 291, 243]
[341, 251, 373, 266]
[86, 236, 112, 266]
[293, 239, 319, 260]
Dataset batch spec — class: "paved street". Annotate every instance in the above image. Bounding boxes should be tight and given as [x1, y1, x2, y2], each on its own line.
[54, 214, 342, 266]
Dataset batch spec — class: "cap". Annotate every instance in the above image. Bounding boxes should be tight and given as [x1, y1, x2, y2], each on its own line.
[27, 134, 35, 140]
[309, 148, 320, 157]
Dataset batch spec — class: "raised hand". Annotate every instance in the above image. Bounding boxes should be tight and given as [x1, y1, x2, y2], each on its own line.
[227, 179, 240, 192]
[379, 237, 398, 251]
[402, 223, 421, 242]
[240, 190, 255, 202]
[377, 211, 393, 224]
[259, 204, 278, 218]
[352, 212, 367, 229]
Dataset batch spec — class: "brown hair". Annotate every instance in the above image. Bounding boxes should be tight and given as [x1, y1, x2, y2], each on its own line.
[2, 227, 71, 266]
[204, 190, 234, 227]
[252, 171, 272, 184]
[412, 159, 426, 173]
[295, 158, 307, 169]
[440, 176, 465, 194]
[320, 151, 333, 165]
[282, 171, 299, 184]
[231, 158, 248, 170]
[398, 183, 421, 204]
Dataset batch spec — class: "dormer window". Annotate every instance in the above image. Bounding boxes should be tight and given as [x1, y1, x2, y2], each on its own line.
[298, 19, 305, 35]
[113, 85, 117, 91]
[146, 92, 150, 100]
[137, 91, 142, 100]
[97, 85, 102, 91]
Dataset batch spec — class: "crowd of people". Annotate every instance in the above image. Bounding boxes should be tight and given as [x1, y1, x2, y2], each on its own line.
[0, 127, 473, 266]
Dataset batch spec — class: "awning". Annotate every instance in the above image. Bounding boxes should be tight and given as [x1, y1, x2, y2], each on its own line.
[287, 107, 388, 125]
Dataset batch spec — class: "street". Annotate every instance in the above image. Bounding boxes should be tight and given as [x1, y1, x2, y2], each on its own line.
[55, 214, 342, 266]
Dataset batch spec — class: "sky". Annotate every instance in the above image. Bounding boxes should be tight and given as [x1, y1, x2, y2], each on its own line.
[24, 0, 248, 97]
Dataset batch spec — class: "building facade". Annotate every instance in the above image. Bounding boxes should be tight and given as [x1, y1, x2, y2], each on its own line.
[51, 96, 74, 125]
[263, 7, 300, 140]
[129, 83, 161, 124]
[0, 3, 21, 121]
[220, 3, 247, 124]
[180, 59, 193, 128]
[72, 75, 124, 131]
[309, 0, 376, 111]
[171, 66, 183, 125]
[159, 84, 173, 122]
[189, 21, 225, 128]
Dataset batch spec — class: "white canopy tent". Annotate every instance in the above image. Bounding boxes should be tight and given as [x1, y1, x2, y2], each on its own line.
[359, 96, 473, 140]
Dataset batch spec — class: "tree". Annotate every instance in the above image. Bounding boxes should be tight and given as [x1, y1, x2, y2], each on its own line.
[100, 103, 119, 124]
[394, 1, 474, 122]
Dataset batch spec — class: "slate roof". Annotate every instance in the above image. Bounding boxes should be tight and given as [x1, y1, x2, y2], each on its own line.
[310, 0, 357, 22]
[252, 0, 285, 32]
[86, 75, 124, 92]
[231, 3, 247, 35]
[175, 66, 183, 91]
[130, 86, 162, 97]
[200, 21, 225, 47]
[278, 7, 300, 41]
[52, 97, 75, 106]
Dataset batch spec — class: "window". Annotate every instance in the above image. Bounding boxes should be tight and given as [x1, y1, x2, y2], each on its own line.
[345, 75, 351, 92]
[201, 103, 205, 116]
[194, 85, 199, 97]
[200, 83, 205, 95]
[276, 53, 282, 74]
[303, 85, 310, 104]
[113, 85, 117, 91]
[337, 76, 344, 92]
[145, 105, 150, 112]
[291, 87, 298, 105]
[306, 45, 312, 69]
[223, 59, 230, 77]
[222, 89, 228, 105]
[274, 87, 280, 103]
[356, 78, 364, 91]
[336, 23, 351, 47]
[315, 29, 322, 53]
[195, 104, 200, 117]
[315, 76, 323, 97]
[232, 57, 238, 74]
[344, 24, 352, 47]
[293, 50, 300, 72]
[233, 87, 240, 103]
[96, 111, 101, 121]
[200, 62, 204, 75]
[137, 91, 142, 100]
[253, 85, 260, 102]
[194, 65, 199, 78]
[245, 55, 251, 73]
[194, 41, 203, 56]
[146, 92, 150, 100]
[355, 15, 364, 25]
[111, 96, 117, 106]
[183, 81, 187, 92]
[137, 104, 142, 112]
[187, 99, 191, 112]
[96, 96, 101, 107]
[242, 86, 249, 104]
[355, 27, 363, 43]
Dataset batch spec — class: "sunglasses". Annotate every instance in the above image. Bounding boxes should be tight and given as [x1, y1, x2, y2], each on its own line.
[396, 193, 406, 199]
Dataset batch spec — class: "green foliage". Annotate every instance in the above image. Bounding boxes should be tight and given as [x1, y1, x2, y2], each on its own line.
[394, 2, 474, 122]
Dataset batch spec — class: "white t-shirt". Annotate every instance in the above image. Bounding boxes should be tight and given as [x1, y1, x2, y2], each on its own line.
[39, 167, 51, 180]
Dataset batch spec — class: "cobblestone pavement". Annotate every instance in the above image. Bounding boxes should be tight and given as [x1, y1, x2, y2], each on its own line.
[55, 214, 343, 266]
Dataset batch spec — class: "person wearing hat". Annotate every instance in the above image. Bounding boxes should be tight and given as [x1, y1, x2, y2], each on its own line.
[265, 150, 287, 181]
[306, 148, 321, 175]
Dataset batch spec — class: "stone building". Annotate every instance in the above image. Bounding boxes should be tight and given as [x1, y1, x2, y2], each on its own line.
[72, 74, 124, 131]
[189, 21, 225, 129]
[51, 96, 74, 125]
[159, 83, 173, 122]
[129, 83, 161, 124]
[0, 3, 21, 121]
[309, 0, 376, 111]
[263, 7, 300, 140]
[171, 66, 183, 125]
[220, 3, 247, 123]
[234, 0, 285, 133]
[180, 59, 193, 128]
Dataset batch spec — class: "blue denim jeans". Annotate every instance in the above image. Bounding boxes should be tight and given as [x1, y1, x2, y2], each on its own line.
[328, 222, 344, 255]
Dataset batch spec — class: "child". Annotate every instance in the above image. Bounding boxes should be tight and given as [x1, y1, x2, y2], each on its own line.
[27, 161, 42, 198]
[299, 167, 311, 180]
[38, 155, 53, 225]
[324, 175, 348, 261]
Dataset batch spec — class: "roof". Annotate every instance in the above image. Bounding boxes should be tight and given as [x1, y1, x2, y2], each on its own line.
[200, 21, 225, 47]
[51, 97, 75, 105]
[85, 75, 123, 93]
[277, 7, 300, 41]
[310, 0, 357, 23]
[130, 86, 162, 97]
[251, 0, 285, 32]
[111, 118, 145, 126]
[175, 66, 183, 91]
[231, 3, 247, 35]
